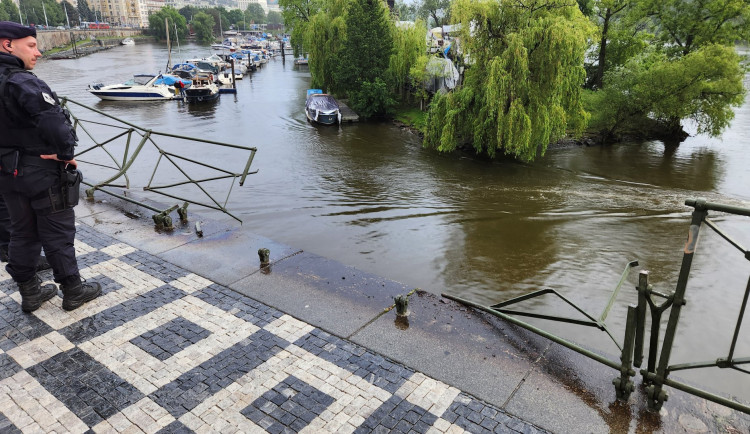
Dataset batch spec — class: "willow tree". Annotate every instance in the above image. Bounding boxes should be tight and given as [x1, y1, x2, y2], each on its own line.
[303, 0, 348, 93]
[424, 0, 593, 161]
[279, 0, 323, 56]
[389, 20, 429, 101]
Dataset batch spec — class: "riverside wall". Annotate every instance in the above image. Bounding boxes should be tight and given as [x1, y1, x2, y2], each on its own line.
[35, 29, 144, 52]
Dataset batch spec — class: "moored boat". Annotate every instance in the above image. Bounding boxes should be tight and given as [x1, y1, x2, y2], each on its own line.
[121, 37, 135, 46]
[305, 89, 340, 125]
[88, 74, 176, 101]
[184, 73, 219, 103]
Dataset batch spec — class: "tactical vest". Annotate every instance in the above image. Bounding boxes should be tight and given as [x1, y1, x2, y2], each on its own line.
[0, 64, 53, 156]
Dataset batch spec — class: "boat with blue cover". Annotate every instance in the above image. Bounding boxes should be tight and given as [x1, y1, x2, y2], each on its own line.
[305, 89, 341, 125]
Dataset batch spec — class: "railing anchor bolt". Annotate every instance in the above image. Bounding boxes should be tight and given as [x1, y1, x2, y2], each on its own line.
[177, 201, 189, 223]
[395, 294, 409, 317]
[258, 248, 270, 266]
[152, 204, 179, 230]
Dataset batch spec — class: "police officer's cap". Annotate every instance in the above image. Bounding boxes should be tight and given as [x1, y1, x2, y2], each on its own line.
[0, 21, 36, 40]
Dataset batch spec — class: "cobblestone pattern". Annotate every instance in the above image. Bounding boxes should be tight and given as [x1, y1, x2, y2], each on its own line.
[0, 223, 547, 433]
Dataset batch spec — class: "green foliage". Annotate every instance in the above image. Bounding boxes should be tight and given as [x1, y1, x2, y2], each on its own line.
[424, 0, 593, 161]
[17, 0, 66, 26]
[216, 7, 230, 33]
[148, 7, 188, 41]
[634, 0, 750, 56]
[76, 0, 93, 22]
[589, 44, 746, 137]
[192, 12, 215, 44]
[244, 4, 265, 25]
[178, 6, 201, 22]
[576, 0, 595, 17]
[408, 53, 431, 106]
[584, 0, 748, 139]
[304, 11, 346, 92]
[267, 10, 283, 26]
[279, 0, 323, 56]
[349, 77, 397, 118]
[42, 0, 64, 25]
[389, 20, 429, 100]
[418, 0, 450, 27]
[226, 9, 244, 27]
[335, 0, 393, 98]
[0, 0, 12, 21]
[394, 0, 417, 21]
[60, 1, 79, 26]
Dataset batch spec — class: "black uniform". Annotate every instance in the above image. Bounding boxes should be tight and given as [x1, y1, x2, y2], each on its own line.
[0, 51, 79, 284]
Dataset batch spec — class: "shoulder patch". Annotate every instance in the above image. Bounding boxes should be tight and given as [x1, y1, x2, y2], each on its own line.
[42, 92, 56, 105]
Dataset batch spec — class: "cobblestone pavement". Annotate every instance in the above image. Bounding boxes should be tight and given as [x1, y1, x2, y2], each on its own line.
[0, 224, 547, 433]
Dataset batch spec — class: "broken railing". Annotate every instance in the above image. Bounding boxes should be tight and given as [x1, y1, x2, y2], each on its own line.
[60, 97, 257, 227]
[444, 198, 750, 414]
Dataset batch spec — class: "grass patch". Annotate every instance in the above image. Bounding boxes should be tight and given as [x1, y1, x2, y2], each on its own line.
[391, 105, 427, 134]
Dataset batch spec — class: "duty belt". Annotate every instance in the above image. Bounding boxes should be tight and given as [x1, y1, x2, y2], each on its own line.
[0, 150, 63, 177]
[19, 154, 65, 169]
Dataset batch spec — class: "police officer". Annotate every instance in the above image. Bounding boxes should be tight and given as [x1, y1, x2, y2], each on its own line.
[0, 21, 100, 312]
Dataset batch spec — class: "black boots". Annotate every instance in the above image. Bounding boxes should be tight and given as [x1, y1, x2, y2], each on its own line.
[18, 277, 58, 313]
[17, 275, 101, 313]
[60, 276, 102, 311]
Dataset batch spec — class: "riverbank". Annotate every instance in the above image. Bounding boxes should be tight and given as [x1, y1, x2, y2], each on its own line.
[4, 188, 744, 433]
[36, 28, 144, 52]
[388, 105, 689, 155]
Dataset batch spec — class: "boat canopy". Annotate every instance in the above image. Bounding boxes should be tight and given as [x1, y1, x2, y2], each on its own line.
[307, 89, 323, 97]
[172, 63, 197, 71]
[125, 74, 157, 86]
[307, 93, 339, 112]
[155, 75, 191, 87]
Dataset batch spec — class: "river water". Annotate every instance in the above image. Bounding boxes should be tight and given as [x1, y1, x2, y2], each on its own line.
[35, 41, 750, 400]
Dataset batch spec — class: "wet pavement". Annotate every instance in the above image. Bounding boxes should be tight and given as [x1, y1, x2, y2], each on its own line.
[1, 196, 749, 433]
[1, 210, 546, 433]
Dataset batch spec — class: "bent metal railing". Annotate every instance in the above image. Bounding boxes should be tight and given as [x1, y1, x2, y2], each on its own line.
[443, 198, 750, 414]
[60, 97, 257, 227]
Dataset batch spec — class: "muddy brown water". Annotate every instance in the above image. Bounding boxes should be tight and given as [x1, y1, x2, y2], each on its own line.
[36, 41, 750, 401]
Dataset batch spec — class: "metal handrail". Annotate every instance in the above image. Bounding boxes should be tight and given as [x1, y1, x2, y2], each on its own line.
[443, 260, 641, 400]
[444, 198, 750, 414]
[60, 97, 258, 226]
[639, 199, 750, 413]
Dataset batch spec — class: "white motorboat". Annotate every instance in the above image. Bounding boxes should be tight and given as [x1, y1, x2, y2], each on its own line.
[121, 37, 135, 46]
[88, 74, 177, 101]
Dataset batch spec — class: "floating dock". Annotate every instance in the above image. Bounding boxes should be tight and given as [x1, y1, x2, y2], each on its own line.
[338, 100, 359, 123]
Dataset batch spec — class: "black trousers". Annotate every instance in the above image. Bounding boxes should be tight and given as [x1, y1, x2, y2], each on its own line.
[0, 168, 79, 283]
[0, 198, 9, 252]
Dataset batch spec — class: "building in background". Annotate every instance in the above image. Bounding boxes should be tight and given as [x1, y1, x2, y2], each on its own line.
[86, 0, 163, 27]
[237, 0, 269, 14]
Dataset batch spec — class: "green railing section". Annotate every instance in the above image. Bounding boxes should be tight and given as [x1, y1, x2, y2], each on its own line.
[444, 198, 750, 414]
[60, 97, 257, 227]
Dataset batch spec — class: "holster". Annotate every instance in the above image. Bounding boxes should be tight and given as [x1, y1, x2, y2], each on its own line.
[29, 166, 83, 215]
[62, 167, 82, 209]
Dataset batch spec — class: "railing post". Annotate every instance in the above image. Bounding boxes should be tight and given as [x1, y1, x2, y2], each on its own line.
[634, 271, 648, 368]
[645, 200, 709, 411]
[614, 305, 637, 400]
